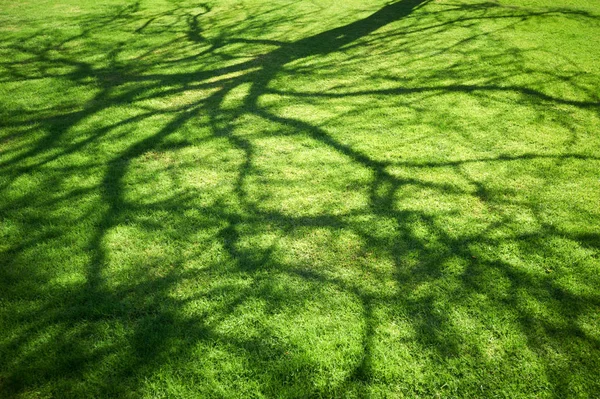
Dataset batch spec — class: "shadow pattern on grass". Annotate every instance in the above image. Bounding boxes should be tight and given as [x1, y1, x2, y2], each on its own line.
[1, 0, 599, 397]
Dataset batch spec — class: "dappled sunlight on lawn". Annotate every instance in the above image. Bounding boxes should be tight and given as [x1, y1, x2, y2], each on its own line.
[0, 0, 599, 397]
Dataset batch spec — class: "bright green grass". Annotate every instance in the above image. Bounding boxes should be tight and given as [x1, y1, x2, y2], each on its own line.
[1, 0, 599, 397]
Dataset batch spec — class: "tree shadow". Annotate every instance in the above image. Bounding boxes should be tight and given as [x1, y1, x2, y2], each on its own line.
[1, 0, 599, 397]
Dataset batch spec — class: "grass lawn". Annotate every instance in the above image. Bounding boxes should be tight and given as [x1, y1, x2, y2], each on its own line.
[1, 0, 599, 397]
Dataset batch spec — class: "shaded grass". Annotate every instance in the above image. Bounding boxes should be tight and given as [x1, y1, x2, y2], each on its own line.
[1, 0, 599, 397]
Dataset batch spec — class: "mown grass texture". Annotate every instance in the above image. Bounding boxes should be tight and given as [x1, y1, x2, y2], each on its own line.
[0, 0, 599, 397]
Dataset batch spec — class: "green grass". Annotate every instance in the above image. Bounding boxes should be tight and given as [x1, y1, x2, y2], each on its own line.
[1, 0, 599, 397]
